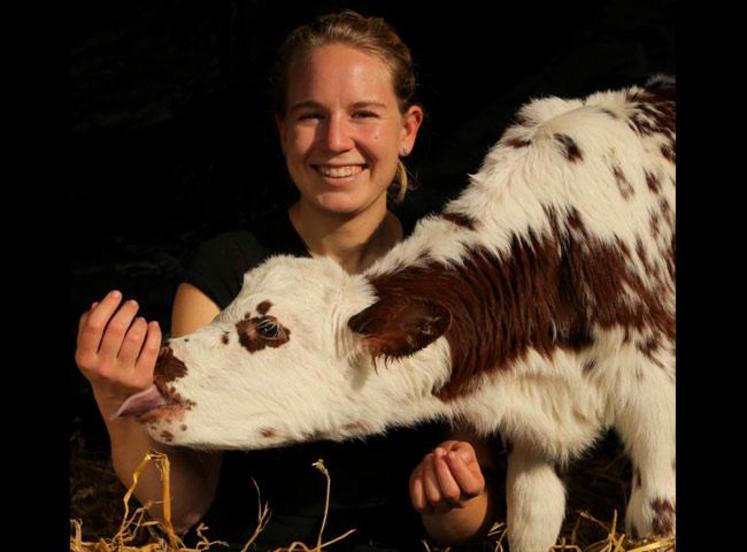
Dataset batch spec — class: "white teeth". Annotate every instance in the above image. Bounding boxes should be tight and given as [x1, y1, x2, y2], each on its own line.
[316, 165, 364, 178]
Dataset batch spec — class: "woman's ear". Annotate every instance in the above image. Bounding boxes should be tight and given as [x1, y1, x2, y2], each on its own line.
[400, 104, 424, 156]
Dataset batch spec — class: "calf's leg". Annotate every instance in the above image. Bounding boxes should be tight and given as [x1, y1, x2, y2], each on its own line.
[614, 359, 676, 541]
[505, 441, 566, 552]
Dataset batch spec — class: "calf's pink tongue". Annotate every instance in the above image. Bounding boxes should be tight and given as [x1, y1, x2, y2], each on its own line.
[111, 385, 169, 420]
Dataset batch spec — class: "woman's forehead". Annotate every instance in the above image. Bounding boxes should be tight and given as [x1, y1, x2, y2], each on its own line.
[286, 44, 396, 105]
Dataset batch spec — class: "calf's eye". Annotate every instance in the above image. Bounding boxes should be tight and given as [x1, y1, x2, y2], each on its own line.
[256, 317, 280, 338]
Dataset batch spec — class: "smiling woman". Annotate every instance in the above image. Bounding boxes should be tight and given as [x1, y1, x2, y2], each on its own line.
[275, 40, 424, 275]
[277, 43, 423, 221]
[74, 9, 495, 550]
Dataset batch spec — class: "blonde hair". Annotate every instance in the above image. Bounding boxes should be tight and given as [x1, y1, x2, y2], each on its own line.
[272, 10, 419, 204]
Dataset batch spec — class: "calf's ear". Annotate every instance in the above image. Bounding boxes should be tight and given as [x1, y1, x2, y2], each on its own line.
[348, 297, 451, 358]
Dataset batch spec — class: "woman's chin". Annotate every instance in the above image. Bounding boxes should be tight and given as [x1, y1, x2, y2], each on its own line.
[314, 192, 372, 215]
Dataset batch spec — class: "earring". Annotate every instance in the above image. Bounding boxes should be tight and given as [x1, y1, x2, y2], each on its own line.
[401, 146, 410, 156]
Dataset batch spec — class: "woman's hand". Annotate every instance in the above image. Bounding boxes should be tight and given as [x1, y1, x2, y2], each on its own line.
[75, 290, 162, 417]
[410, 439, 486, 515]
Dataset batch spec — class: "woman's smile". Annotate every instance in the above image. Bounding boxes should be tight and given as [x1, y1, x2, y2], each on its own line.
[312, 163, 369, 185]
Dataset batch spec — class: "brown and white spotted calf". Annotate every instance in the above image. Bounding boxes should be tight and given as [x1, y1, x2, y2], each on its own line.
[116, 78, 675, 551]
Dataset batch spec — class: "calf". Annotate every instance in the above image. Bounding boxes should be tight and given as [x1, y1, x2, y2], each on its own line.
[117, 78, 676, 551]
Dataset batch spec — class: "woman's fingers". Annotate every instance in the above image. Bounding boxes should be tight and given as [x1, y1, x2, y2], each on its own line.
[76, 292, 122, 367]
[410, 440, 489, 517]
[445, 449, 485, 498]
[412, 441, 488, 512]
[134, 321, 162, 385]
[409, 464, 427, 511]
[422, 453, 443, 506]
[76, 302, 98, 349]
[98, 298, 139, 361]
[433, 448, 463, 506]
[118, 316, 148, 367]
[74, 292, 163, 401]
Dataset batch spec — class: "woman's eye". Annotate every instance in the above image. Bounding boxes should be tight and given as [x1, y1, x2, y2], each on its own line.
[256, 318, 280, 338]
[298, 112, 322, 121]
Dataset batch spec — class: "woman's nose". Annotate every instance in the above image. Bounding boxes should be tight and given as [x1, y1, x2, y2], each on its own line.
[322, 114, 354, 152]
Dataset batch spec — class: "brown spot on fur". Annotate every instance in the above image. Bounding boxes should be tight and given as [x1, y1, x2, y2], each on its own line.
[260, 428, 276, 438]
[659, 198, 674, 231]
[650, 212, 661, 239]
[583, 359, 597, 375]
[180, 425, 187, 431]
[352, 206, 674, 400]
[307, 429, 326, 441]
[343, 422, 366, 432]
[612, 165, 634, 199]
[625, 88, 675, 141]
[645, 171, 662, 195]
[599, 107, 618, 119]
[221, 333, 229, 345]
[442, 211, 477, 231]
[651, 498, 675, 535]
[506, 137, 531, 148]
[257, 300, 273, 315]
[661, 144, 675, 163]
[635, 239, 654, 274]
[554, 133, 583, 162]
[237, 316, 291, 353]
[183, 338, 189, 343]
[154, 347, 188, 385]
[160, 430, 174, 442]
[637, 335, 661, 360]
[635, 468, 642, 488]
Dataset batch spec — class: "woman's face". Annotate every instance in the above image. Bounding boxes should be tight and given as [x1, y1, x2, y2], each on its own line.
[277, 43, 423, 216]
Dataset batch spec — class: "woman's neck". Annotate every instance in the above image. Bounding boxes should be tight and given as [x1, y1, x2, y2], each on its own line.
[288, 199, 403, 275]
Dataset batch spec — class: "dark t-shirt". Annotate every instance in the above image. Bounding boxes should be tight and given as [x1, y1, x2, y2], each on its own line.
[180, 208, 444, 551]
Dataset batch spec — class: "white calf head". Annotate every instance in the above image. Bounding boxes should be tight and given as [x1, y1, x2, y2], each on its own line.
[114, 255, 451, 450]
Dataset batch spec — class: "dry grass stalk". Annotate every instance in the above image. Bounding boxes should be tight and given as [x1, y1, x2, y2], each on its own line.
[486, 521, 508, 551]
[272, 459, 356, 551]
[419, 510, 674, 552]
[238, 478, 271, 552]
[72, 444, 673, 551]
[71, 453, 357, 552]
[70, 451, 230, 551]
[561, 510, 675, 552]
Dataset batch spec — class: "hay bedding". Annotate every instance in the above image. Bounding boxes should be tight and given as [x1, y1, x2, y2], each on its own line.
[70, 432, 674, 551]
